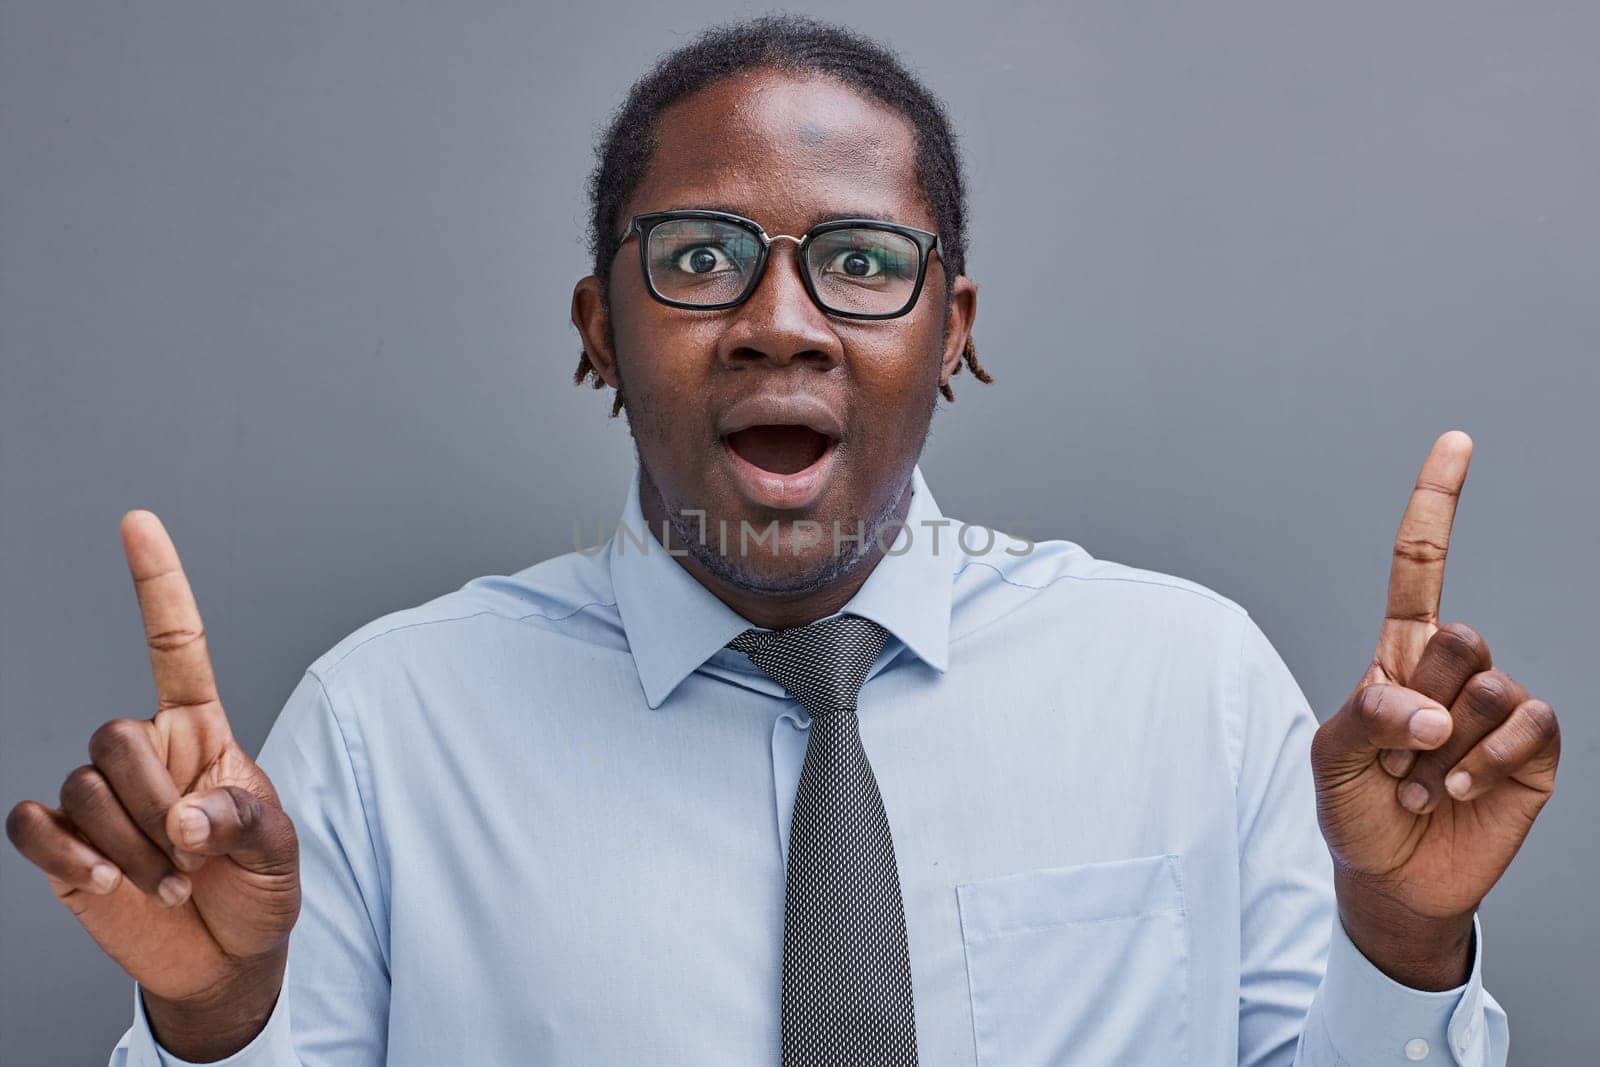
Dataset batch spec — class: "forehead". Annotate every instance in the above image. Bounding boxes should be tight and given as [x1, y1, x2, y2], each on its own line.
[624, 69, 931, 235]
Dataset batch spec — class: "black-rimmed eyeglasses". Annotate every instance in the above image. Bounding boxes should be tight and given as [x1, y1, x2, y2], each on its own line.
[612, 209, 940, 320]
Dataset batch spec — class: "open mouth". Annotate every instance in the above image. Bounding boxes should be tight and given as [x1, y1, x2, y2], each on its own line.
[722, 425, 835, 476]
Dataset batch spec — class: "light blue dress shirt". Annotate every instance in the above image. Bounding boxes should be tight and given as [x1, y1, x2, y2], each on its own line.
[112, 465, 1507, 1065]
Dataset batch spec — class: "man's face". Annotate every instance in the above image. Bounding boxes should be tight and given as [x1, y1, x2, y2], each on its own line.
[576, 69, 975, 596]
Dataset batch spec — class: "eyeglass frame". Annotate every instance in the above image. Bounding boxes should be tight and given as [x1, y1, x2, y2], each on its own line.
[611, 208, 942, 321]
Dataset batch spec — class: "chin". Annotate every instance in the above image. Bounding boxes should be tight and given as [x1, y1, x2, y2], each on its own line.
[680, 522, 874, 598]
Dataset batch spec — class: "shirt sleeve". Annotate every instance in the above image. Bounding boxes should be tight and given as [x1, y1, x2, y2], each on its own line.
[1228, 612, 1509, 1066]
[107, 670, 391, 1066]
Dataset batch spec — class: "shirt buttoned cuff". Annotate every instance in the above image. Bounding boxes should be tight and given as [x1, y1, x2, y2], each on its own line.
[116, 979, 296, 1067]
[1315, 912, 1492, 1066]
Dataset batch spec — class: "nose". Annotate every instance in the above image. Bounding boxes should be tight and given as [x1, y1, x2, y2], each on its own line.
[715, 240, 843, 371]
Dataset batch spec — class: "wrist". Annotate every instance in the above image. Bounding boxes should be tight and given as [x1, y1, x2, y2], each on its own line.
[142, 947, 287, 1062]
[1334, 869, 1474, 991]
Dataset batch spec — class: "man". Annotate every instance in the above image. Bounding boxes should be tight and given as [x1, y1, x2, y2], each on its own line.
[6, 15, 1560, 1065]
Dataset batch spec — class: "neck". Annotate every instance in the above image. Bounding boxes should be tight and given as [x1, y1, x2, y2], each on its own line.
[637, 469, 913, 631]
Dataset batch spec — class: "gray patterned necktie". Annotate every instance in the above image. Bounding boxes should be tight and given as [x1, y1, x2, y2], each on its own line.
[728, 614, 919, 1066]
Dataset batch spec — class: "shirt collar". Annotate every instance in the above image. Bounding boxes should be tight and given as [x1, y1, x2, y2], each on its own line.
[609, 463, 956, 709]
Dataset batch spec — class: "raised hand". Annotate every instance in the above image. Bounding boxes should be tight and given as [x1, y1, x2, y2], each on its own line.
[6, 512, 299, 1056]
[1310, 431, 1560, 988]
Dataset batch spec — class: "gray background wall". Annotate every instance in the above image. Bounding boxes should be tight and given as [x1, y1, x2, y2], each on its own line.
[2, 2, 1595, 1063]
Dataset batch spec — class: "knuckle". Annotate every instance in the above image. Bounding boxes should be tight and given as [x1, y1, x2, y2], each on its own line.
[1352, 685, 1389, 727]
[1434, 621, 1490, 667]
[265, 809, 299, 870]
[1392, 535, 1447, 565]
[58, 765, 108, 813]
[1414, 477, 1462, 500]
[1476, 739, 1512, 775]
[88, 717, 146, 766]
[226, 787, 261, 834]
[5, 800, 49, 848]
[1521, 699, 1560, 746]
[153, 699, 228, 735]
[1462, 670, 1517, 718]
[146, 624, 206, 654]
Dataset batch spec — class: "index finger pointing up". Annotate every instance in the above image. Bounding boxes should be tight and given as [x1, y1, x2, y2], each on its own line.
[1384, 430, 1474, 628]
[120, 511, 220, 712]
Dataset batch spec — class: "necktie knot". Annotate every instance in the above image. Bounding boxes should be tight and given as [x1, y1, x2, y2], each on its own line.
[727, 614, 889, 719]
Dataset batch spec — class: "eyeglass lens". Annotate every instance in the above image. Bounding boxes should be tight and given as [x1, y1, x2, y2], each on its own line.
[645, 218, 922, 315]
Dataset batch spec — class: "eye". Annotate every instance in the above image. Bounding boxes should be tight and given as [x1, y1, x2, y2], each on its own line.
[821, 248, 884, 278]
[671, 245, 736, 275]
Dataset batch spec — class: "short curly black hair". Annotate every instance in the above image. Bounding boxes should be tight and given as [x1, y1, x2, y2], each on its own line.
[575, 13, 991, 415]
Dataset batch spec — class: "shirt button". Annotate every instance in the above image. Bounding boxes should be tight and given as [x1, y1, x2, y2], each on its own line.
[1404, 1038, 1430, 1060]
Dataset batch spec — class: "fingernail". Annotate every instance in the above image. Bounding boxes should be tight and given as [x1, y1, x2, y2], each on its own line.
[177, 804, 210, 848]
[1399, 781, 1430, 813]
[90, 864, 121, 894]
[1446, 771, 1472, 799]
[157, 874, 190, 908]
[1409, 708, 1452, 745]
[1380, 748, 1417, 777]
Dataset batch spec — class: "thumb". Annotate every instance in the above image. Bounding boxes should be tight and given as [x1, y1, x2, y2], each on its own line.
[165, 785, 298, 876]
[1312, 682, 1455, 776]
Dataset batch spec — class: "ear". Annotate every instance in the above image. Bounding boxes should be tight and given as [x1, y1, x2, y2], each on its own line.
[571, 275, 620, 388]
[938, 273, 979, 388]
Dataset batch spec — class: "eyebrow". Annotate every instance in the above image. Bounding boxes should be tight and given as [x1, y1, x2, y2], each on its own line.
[667, 204, 911, 230]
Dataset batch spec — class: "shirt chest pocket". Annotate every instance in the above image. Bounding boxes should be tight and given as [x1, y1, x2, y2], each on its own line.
[954, 853, 1190, 1067]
